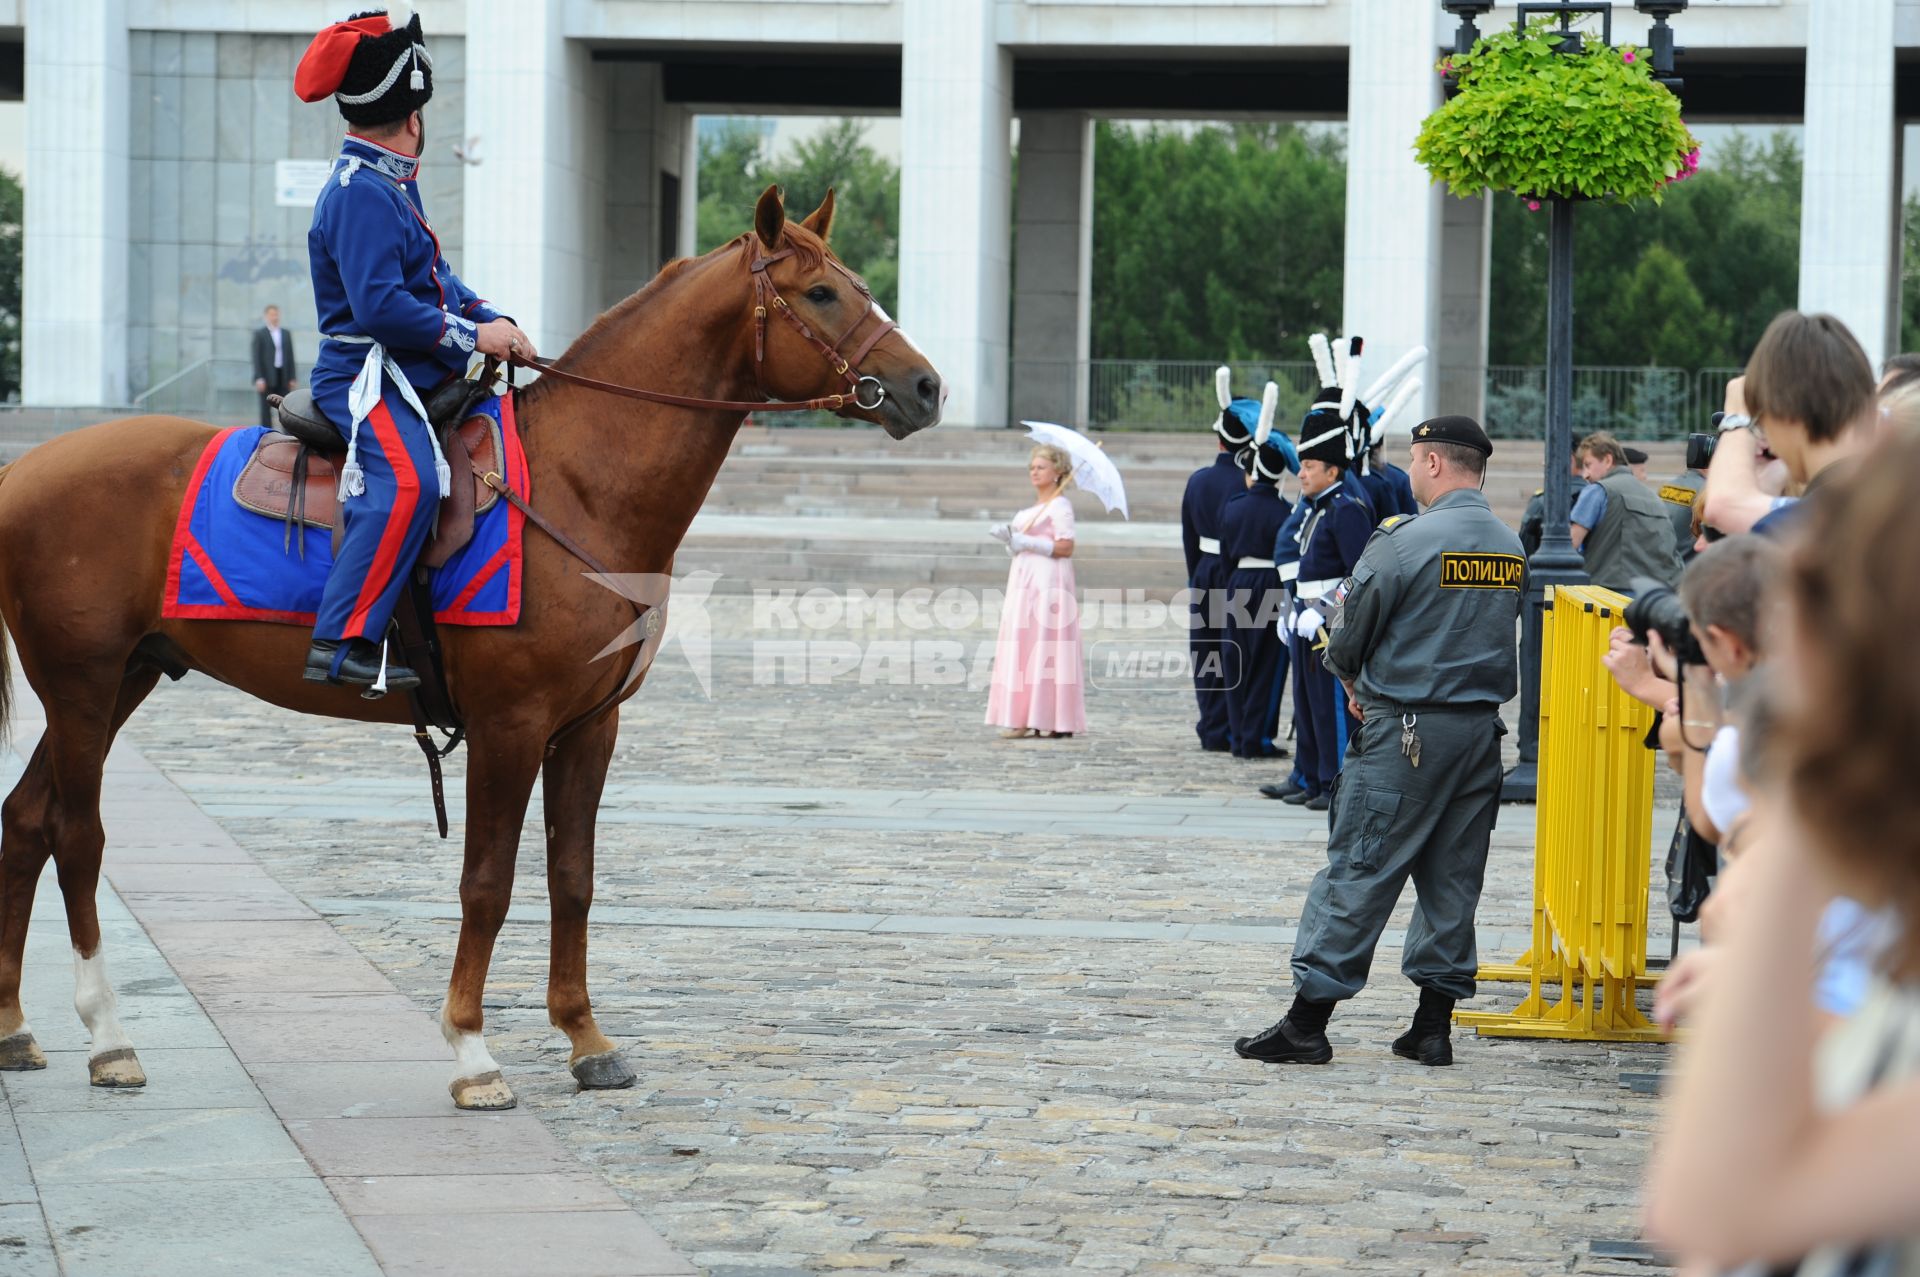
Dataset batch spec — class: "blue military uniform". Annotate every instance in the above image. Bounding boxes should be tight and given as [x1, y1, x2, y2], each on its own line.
[1219, 427, 1295, 759]
[293, 7, 509, 688]
[1183, 446, 1251, 751]
[1358, 457, 1415, 522]
[1288, 480, 1374, 796]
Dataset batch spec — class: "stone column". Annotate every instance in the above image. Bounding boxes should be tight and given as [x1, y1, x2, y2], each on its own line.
[23, 0, 129, 406]
[1011, 112, 1093, 426]
[462, 0, 606, 358]
[1341, 0, 1444, 430]
[1799, 0, 1896, 370]
[898, 0, 1012, 429]
[1435, 192, 1490, 421]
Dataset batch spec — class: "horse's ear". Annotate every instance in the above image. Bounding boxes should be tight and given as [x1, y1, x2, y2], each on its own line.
[800, 188, 836, 243]
[753, 185, 786, 250]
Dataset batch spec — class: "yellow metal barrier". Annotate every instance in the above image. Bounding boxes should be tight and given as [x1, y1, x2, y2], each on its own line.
[1455, 584, 1667, 1043]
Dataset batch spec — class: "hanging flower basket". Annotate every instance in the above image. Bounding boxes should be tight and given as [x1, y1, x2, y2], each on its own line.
[1415, 20, 1700, 206]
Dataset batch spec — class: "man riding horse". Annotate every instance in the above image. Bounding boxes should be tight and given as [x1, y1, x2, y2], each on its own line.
[293, 5, 536, 691]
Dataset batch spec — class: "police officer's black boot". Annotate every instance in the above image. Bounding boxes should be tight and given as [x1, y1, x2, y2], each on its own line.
[1234, 994, 1334, 1065]
[304, 638, 421, 693]
[1391, 986, 1455, 1067]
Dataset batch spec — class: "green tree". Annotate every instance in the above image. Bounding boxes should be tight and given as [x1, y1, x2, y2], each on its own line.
[1489, 128, 1800, 370]
[695, 119, 899, 313]
[1089, 122, 1345, 360]
[1901, 193, 1920, 356]
[0, 167, 20, 401]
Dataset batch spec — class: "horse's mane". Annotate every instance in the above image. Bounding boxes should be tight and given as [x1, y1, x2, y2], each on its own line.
[516, 223, 835, 416]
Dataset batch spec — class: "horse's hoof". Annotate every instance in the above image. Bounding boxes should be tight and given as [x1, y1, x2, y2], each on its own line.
[0, 1032, 46, 1071]
[570, 1049, 637, 1091]
[88, 1047, 146, 1088]
[449, 1070, 517, 1110]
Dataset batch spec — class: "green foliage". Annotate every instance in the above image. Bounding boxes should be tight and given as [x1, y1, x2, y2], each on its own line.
[1416, 20, 1698, 205]
[695, 119, 900, 313]
[0, 167, 19, 400]
[1902, 193, 1920, 356]
[1490, 129, 1801, 368]
[1089, 121, 1344, 360]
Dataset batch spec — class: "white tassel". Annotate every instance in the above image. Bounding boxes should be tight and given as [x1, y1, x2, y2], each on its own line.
[1336, 336, 1363, 422]
[338, 156, 362, 187]
[1214, 365, 1233, 411]
[338, 421, 367, 499]
[1375, 378, 1422, 444]
[1307, 334, 1336, 389]
[1362, 345, 1429, 406]
[1254, 381, 1279, 445]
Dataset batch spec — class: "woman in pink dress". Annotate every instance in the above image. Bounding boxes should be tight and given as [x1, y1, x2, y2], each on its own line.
[985, 445, 1086, 739]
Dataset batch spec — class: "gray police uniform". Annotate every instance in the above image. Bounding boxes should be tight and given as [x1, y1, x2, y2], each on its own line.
[1291, 487, 1524, 1004]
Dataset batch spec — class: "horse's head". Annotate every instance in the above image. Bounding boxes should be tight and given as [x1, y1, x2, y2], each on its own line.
[746, 185, 944, 439]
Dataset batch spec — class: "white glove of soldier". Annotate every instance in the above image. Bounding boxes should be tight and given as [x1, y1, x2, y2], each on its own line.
[988, 523, 1013, 543]
[1294, 606, 1326, 638]
[1009, 532, 1056, 557]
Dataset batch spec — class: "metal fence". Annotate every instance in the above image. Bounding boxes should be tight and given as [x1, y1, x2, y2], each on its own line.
[1005, 359, 1743, 438]
[1483, 365, 1743, 440]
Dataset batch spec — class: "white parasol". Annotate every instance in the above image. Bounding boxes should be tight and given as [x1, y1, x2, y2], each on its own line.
[1019, 420, 1130, 519]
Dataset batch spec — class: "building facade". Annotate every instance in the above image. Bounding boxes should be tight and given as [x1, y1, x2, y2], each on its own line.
[16, 0, 1916, 427]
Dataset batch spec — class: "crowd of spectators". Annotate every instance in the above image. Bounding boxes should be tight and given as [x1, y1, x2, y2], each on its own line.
[1586, 310, 1920, 1272]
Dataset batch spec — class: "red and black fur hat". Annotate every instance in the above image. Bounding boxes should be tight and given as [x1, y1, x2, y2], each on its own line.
[294, 5, 433, 128]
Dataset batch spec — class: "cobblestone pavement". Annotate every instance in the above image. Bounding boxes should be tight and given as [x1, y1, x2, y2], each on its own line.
[114, 601, 1677, 1277]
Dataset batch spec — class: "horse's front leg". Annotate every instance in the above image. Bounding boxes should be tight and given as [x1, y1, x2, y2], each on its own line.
[441, 726, 544, 1111]
[542, 711, 635, 1090]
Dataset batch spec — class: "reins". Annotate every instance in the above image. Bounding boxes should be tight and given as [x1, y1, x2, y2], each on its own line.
[485, 232, 896, 750]
[501, 234, 893, 415]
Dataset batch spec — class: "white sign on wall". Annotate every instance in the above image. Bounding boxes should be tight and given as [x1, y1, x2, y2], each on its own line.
[274, 160, 334, 208]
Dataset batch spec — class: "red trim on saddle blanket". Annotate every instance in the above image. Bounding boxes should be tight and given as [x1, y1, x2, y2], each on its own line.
[434, 390, 528, 627]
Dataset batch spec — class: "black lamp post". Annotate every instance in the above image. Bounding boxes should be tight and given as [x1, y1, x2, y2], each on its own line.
[1438, 1, 1686, 804]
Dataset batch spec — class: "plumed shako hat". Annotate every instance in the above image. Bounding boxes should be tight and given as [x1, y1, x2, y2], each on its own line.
[1297, 333, 1368, 469]
[296, 5, 434, 128]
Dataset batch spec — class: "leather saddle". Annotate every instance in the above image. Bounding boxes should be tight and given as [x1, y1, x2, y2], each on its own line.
[235, 384, 502, 570]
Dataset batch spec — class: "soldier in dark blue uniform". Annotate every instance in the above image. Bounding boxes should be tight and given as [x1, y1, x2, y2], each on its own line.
[1182, 367, 1260, 751]
[1280, 336, 1376, 810]
[1219, 395, 1296, 759]
[1353, 349, 1426, 524]
[1235, 415, 1524, 1069]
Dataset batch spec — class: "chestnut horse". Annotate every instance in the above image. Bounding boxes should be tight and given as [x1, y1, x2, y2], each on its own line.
[0, 187, 942, 1109]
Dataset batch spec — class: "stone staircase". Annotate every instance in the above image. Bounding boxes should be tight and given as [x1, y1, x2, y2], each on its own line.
[682, 425, 1689, 599]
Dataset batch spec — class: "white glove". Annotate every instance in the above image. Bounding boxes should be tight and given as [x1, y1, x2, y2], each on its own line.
[1010, 532, 1056, 556]
[988, 523, 1013, 543]
[1294, 607, 1326, 638]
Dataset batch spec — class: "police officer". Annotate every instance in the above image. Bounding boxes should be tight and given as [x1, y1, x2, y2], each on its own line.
[1182, 367, 1259, 751]
[1656, 464, 1706, 562]
[1518, 433, 1586, 557]
[1235, 415, 1523, 1068]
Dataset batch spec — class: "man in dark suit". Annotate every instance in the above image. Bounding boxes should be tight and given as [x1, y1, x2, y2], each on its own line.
[251, 304, 298, 427]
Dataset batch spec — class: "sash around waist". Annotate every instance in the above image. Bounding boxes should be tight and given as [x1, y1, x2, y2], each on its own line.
[1197, 536, 1222, 556]
[1237, 557, 1277, 570]
[1296, 576, 1341, 599]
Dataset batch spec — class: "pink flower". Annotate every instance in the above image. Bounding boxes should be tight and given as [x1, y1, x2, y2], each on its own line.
[1440, 59, 1454, 76]
[1526, 199, 1541, 211]
[1622, 49, 1637, 63]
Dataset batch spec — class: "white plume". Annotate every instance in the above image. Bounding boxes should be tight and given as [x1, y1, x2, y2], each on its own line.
[386, 1, 415, 27]
[1307, 333, 1336, 389]
[1214, 365, 1232, 411]
[1336, 336, 1363, 422]
[1372, 378, 1422, 446]
[1254, 381, 1279, 445]
[1362, 345, 1429, 406]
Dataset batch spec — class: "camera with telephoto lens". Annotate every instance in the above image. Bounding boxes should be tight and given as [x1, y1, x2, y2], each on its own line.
[1623, 578, 1707, 667]
[1685, 431, 1716, 471]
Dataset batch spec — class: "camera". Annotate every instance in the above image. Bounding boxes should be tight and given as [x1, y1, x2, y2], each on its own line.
[1685, 431, 1716, 471]
[1623, 579, 1707, 666]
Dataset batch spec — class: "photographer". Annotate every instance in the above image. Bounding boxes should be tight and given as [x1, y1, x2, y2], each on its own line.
[1699, 311, 1875, 538]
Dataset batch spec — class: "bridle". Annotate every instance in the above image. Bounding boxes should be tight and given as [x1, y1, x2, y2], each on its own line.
[505, 234, 897, 415]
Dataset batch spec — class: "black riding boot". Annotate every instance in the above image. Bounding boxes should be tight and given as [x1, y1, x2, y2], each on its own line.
[304, 638, 421, 693]
[1234, 994, 1335, 1065]
[1391, 986, 1455, 1066]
